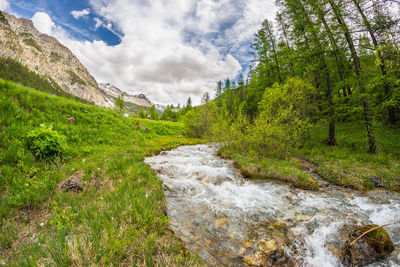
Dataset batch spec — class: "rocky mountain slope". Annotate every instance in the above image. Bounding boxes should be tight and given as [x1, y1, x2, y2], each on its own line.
[99, 83, 153, 108]
[0, 11, 112, 107]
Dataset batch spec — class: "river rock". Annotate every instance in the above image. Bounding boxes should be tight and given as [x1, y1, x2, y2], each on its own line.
[296, 214, 312, 221]
[243, 251, 267, 266]
[258, 239, 277, 253]
[272, 221, 287, 229]
[215, 218, 228, 228]
[369, 176, 383, 187]
[341, 225, 394, 266]
[244, 240, 253, 248]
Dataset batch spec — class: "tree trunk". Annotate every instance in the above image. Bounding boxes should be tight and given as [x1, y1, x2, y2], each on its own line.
[351, 0, 396, 124]
[328, 0, 377, 153]
[299, 0, 336, 145]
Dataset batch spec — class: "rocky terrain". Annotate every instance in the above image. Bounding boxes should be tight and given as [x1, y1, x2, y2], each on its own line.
[0, 11, 113, 107]
[99, 83, 153, 108]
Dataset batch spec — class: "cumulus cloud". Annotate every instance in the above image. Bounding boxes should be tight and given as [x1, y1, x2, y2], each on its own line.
[0, 0, 10, 11]
[71, 8, 90, 19]
[32, 12, 56, 35]
[30, 1, 275, 105]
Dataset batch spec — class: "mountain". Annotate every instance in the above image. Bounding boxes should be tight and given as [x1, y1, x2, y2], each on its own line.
[99, 83, 152, 108]
[99, 83, 167, 113]
[0, 11, 113, 107]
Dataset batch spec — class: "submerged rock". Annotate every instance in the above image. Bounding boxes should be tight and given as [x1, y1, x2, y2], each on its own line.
[243, 251, 267, 266]
[215, 218, 228, 228]
[258, 239, 277, 253]
[342, 225, 394, 267]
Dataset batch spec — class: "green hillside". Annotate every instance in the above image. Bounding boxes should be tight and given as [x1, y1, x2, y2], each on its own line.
[0, 57, 93, 104]
[0, 80, 202, 266]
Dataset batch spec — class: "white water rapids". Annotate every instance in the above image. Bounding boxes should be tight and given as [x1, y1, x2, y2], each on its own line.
[145, 144, 400, 266]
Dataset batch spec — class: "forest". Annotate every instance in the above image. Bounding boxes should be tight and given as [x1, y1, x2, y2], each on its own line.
[161, 0, 400, 191]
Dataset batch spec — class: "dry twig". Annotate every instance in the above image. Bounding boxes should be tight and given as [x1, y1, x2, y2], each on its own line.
[350, 222, 397, 247]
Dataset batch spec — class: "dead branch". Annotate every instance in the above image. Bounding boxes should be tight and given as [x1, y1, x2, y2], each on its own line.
[350, 222, 398, 246]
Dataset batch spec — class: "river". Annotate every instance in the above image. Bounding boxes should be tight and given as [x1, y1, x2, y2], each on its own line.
[145, 144, 400, 266]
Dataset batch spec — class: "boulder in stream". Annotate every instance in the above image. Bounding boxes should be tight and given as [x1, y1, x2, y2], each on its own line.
[341, 225, 394, 266]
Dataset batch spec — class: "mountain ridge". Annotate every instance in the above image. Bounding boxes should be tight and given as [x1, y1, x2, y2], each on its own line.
[0, 11, 114, 107]
[0, 11, 162, 112]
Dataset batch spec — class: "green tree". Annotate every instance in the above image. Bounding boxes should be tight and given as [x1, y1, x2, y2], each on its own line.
[328, 0, 377, 153]
[114, 95, 126, 115]
[149, 106, 159, 120]
[251, 78, 317, 157]
[138, 108, 146, 119]
[224, 79, 231, 92]
[215, 81, 222, 98]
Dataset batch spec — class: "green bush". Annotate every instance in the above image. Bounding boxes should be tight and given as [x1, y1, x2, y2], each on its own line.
[26, 125, 68, 160]
[249, 77, 317, 158]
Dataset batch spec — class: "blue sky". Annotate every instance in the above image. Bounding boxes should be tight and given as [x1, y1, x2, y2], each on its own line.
[9, 0, 122, 45]
[1, 0, 276, 105]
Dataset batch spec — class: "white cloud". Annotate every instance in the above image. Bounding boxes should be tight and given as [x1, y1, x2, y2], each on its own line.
[0, 0, 10, 11]
[32, 12, 56, 35]
[32, 12, 71, 44]
[93, 17, 102, 29]
[71, 8, 90, 19]
[29, 1, 275, 105]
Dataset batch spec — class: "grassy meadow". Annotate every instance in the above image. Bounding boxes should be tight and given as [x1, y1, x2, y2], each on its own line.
[0, 80, 203, 266]
[218, 122, 400, 192]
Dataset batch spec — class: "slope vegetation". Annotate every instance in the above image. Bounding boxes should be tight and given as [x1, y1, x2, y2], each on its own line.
[0, 80, 201, 266]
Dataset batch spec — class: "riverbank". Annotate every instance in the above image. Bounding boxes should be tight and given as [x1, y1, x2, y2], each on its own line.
[145, 144, 400, 266]
[0, 80, 203, 266]
[217, 122, 400, 192]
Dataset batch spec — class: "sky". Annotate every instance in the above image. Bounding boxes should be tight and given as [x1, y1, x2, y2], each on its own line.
[1, 0, 276, 105]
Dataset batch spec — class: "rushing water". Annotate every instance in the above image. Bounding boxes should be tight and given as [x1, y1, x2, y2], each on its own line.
[145, 144, 400, 266]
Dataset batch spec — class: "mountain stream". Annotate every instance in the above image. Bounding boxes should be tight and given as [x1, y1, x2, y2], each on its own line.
[145, 144, 400, 266]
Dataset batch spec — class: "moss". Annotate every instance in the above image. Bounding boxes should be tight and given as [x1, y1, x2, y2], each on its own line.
[354, 225, 394, 254]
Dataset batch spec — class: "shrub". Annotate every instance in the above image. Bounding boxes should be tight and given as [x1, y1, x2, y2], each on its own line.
[23, 38, 42, 52]
[67, 70, 86, 85]
[26, 125, 68, 160]
[249, 77, 317, 158]
[114, 95, 126, 115]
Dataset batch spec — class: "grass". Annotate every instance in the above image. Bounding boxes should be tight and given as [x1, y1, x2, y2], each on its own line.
[217, 122, 400, 192]
[300, 122, 400, 191]
[0, 80, 203, 266]
[0, 57, 91, 104]
[218, 147, 319, 190]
